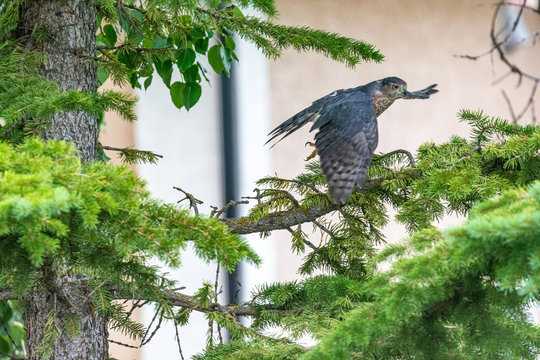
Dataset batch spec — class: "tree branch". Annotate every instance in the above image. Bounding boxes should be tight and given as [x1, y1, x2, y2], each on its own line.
[222, 204, 340, 235]
[0, 289, 14, 301]
[222, 177, 389, 235]
[456, 0, 540, 123]
[0, 287, 280, 318]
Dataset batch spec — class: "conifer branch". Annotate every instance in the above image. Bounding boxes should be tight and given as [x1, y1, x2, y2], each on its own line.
[223, 203, 339, 235]
[174, 187, 204, 215]
[101, 145, 163, 164]
[222, 178, 390, 235]
[159, 289, 257, 316]
[0, 287, 283, 318]
[108, 339, 138, 349]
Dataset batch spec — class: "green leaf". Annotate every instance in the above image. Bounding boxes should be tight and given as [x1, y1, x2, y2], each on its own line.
[176, 48, 196, 71]
[102, 24, 117, 46]
[0, 336, 10, 353]
[98, 145, 111, 162]
[183, 65, 200, 83]
[142, 38, 154, 49]
[220, 46, 232, 77]
[143, 76, 153, 90]
[208, 45, 224, 74]
[183, 82, 201, 110]
[189, 28, 205, 40]
[195, 37, 210, 54]
[97, 67, 109, 87]
[153, 35, 168, 49]
[118, 51, 136, 69]
[130, 72, 140, 89]
[0, 303, 12, 323]
[224, 36, 236, 51]
[154, 60, 173, 88]
[170, 81, 186, 109]
[95, 38, 107, 48]
[231, 6, 245, 19]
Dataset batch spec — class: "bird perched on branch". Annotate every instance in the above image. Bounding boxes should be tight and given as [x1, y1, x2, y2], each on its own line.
[267, 77, 438, 203]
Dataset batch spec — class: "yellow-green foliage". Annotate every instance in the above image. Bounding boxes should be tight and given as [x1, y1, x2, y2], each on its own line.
[0, 138, 260, 297]
[305, 183, 540, 359]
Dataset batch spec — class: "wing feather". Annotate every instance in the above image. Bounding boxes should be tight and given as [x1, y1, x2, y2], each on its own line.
[314, 97, 378, 203]
[266, 87, 359, 146]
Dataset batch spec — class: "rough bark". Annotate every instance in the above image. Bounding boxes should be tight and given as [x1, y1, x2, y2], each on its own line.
[22, 266, 108, 360]
[18, 0, 99, 162]
[224, 204, 340, 235]
[16, 1, 107, 358]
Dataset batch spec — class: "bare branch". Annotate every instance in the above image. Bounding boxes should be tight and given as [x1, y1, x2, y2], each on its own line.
[210, 199, 250, 218]
[108, 339, 138, 349]
[378, 148, 417, 167]
[174, 187, 204, 216]
[457, 0, 540, 123]
[516, 81, 539, 121]
[488, 2, 538, 83]
[223, 203, 340, 235]
[174, 322, 185, 360]
[141, 309, 163, 345]
[501, 90, 517, 123]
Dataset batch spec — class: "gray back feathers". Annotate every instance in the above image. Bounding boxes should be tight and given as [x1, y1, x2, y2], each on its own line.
[267, 77, 437, 203]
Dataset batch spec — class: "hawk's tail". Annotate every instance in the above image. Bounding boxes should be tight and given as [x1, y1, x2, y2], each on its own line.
[265, 108, 319, 147]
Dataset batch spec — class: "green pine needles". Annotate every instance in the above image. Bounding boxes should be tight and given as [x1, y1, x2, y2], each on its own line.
[305, 183, 540, 359]
[0, 41, 137, 144]
[0, 137, 259, 318]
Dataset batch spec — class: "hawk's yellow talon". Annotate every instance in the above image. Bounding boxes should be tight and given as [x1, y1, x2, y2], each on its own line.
[305, 148, 318, 161]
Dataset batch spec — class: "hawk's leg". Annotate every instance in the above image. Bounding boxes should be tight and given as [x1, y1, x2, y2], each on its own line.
[305, 141, 318, 161]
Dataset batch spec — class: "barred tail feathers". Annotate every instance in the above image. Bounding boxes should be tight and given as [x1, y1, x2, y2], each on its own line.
[265, 109, 320, 147]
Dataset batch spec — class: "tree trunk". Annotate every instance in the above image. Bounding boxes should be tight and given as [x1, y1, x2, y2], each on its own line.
[17, 1, 108, 358]
[18, 0, 99, 162]
[22, 266, 109, 360]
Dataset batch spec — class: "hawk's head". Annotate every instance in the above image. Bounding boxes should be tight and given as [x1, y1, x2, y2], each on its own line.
[379, 77, 408, 100]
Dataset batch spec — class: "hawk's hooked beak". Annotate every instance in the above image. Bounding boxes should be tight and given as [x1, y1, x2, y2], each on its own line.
[403, 84, 438, 99]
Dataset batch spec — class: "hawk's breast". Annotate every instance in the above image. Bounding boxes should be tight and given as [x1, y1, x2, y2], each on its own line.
[373, 90, 396, 116]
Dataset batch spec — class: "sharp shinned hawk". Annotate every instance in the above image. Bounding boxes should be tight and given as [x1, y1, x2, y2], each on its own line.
[266, 77, 438, 203]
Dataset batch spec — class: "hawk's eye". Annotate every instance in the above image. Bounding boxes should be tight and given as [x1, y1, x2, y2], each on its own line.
[392, 85, 399, 90]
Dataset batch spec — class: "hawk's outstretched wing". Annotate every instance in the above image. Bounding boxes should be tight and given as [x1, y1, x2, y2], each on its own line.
[313, 94, 378, 203]
[265, 88, 352, 146]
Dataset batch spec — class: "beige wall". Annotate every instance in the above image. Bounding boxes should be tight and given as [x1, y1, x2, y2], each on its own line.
[99, 84, 140, 360]
[99, 83, 136, 166]
[269, 0, 540, 280]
